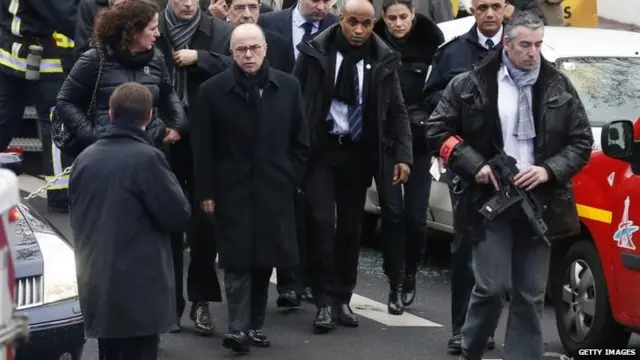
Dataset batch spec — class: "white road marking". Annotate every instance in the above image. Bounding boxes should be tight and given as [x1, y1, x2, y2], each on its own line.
[480, 351, 570, 360]
[17, 174, 47, 199]
[269, 270, 443, 327]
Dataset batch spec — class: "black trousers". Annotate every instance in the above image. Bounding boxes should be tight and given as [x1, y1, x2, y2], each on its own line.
[276, 189, 311, 294]
[0, 71, 68, 206]
[305, 139, 368, 308]
[98, 335, 159, 360]
[224, 269, 272, 333]
[377, 151, 431, 285]
[168, 138, 222, 318]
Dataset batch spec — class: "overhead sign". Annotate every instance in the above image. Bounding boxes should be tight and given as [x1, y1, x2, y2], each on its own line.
[563, 0, 598, 28]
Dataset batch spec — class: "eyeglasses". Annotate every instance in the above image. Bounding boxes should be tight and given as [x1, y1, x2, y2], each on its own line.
[232, 43, 265, 54]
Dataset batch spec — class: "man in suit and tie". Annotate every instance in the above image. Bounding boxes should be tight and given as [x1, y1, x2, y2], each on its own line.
[258, 0, 338, 312]
[259, 0, 338, 66]
[293, 0, 411, 333]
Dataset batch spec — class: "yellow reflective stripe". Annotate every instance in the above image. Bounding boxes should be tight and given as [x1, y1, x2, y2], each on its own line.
[10, 42, 21, 57]
[0, 48, 63, 73]
[576, 204, 612, 224]
[8, 0, 21, 36]
[53, 32, 75, 48]
[44, 176, 69, 190]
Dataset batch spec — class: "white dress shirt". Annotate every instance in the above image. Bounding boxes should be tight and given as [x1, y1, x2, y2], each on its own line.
[328, 52, 364, 134]
[292, 5, 319, 59]
[477, 27, 503, 49]
[497, 64, 535, 170]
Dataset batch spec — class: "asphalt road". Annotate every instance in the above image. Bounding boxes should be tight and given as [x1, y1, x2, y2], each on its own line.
[14, 149, 640, 360]
[14, 185, 640, 360]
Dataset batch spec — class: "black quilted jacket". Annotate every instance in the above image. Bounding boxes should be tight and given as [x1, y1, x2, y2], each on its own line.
[56, 45, 187, 153]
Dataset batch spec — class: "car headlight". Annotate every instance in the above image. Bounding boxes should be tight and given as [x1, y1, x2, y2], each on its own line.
[36, 233, 78, 304]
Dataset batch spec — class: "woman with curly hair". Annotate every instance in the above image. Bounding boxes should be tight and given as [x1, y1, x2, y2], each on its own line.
[56, 0, 187, 155]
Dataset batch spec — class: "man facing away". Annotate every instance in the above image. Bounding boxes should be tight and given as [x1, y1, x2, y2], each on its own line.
[426, 11, 592, 360]
[193, 23, 309, 353]
[293, 0, 411, 334]
[69, 83, 191, 360]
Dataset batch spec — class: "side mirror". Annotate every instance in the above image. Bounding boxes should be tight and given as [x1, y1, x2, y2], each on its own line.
[601, 120, 635, 160]
[0, 152, 23, 176]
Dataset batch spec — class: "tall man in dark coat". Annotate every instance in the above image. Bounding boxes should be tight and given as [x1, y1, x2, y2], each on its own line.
[69, 83, 191, 360]
[193, 23, 309, 353]
[293, 0, 411, 334]
[155, 0, 232, 335]
[259, 0, 338, 307]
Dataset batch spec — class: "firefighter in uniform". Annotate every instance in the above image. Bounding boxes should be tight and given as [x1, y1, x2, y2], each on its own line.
[0, 0, 76, 210]
[43, 31, 77, 211]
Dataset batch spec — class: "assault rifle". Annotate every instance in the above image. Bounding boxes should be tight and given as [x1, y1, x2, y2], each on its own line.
[478, 149, 551, 246]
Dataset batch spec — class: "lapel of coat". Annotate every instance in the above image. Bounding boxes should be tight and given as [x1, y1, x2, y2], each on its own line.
[277, 8, 295, 65]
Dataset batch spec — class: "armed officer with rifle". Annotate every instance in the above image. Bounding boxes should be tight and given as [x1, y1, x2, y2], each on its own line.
[425, 11, 593, 360]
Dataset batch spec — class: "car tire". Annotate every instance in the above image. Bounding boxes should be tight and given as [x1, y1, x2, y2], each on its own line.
[553, 240, 631, 356]
[360, 213, 380, 249]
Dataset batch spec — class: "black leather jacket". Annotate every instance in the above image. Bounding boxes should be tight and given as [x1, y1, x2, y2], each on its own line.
[426, 50, 593, 239]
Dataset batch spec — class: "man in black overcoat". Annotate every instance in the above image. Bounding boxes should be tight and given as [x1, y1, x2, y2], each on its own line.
[192, 23, 309, 353]
[69, 83, 191, 360]
[156, 0, 232, 335]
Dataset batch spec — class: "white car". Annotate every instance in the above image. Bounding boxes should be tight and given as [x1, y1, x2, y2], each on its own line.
[363, 17, 640, 236]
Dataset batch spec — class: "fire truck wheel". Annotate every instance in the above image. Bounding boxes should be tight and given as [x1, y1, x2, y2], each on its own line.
[553, 240, 631, 356]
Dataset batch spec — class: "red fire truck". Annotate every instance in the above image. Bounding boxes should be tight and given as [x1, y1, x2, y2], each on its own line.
[0, 169, 31, 358]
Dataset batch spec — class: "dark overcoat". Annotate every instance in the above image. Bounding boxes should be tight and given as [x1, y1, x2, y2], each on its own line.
[69, 124, 191, 338]
[193, 67, 310, 270]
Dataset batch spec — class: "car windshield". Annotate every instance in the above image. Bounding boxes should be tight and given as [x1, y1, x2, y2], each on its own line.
[556, 57, 640, 127]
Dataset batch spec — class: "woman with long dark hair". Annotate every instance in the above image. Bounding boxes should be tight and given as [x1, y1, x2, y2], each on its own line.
[373, 0, 444, 315]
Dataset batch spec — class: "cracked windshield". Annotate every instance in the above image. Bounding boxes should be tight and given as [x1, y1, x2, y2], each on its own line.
[557, 57, 640, 127]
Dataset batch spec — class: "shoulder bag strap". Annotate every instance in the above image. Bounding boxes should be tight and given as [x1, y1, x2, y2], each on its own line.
[86, 46, 105, 117]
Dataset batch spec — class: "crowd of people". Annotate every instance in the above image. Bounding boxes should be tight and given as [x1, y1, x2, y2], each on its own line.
[0, 0, 585, 359]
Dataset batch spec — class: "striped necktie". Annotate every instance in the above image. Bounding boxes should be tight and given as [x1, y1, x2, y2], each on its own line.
[348, 64, 362, 141]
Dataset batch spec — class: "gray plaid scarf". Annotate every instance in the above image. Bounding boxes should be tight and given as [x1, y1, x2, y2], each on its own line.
[165, 6, 201, 108]
[501, 50, 540, 140]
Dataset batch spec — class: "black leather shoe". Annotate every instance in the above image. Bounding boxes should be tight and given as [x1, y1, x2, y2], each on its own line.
[222, 331, 251, 353]
[313, 306, 336, 334]
[248, 329, 270, 347]
[487, 336, 495, 350]
[388, 284, 404, 315]
[301, 287, 314, 303]
[402, 273, 417, 306]
[189, 302, 214, 336]
[277, 290, 301, 309]
[337, 304, 358, 327]
[447, 334, 462, 354]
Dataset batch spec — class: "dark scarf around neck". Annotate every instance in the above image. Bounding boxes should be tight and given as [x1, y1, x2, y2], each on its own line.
[334, 29, 371, 106]
[231, 58, 271, 99]
[165, 7, 201, 107]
